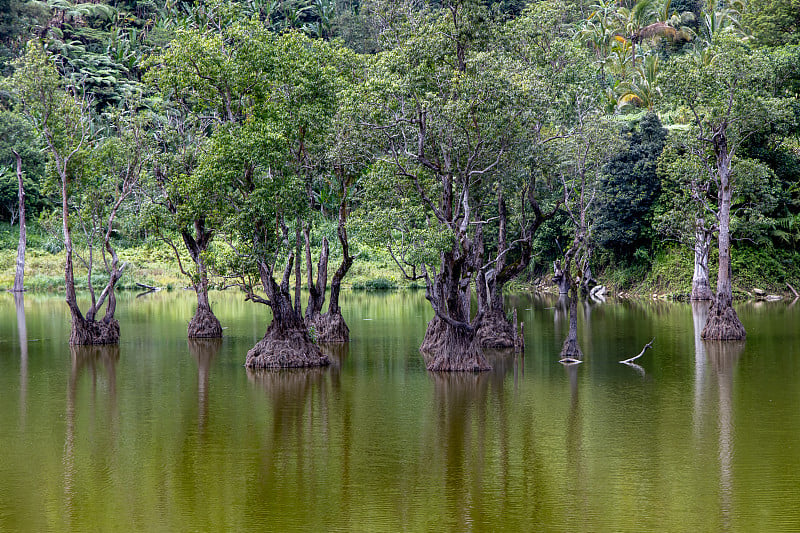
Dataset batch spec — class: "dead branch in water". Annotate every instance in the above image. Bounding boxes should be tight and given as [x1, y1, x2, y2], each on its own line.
[620, 338, 655, 364]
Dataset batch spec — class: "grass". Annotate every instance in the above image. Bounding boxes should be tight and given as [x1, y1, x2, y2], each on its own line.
[3, 222, 797, 298]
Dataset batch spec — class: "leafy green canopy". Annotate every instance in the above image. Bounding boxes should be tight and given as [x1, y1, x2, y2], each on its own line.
[593, 111, 667, 258]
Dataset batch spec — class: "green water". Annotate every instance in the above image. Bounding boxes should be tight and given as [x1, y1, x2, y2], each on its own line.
[0, 290, 799, 531]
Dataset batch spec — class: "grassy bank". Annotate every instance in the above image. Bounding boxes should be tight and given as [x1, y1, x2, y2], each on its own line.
[2, 222, 797, 298]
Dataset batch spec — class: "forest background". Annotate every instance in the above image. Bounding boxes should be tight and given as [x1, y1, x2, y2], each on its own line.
[0, 0, 798, 301]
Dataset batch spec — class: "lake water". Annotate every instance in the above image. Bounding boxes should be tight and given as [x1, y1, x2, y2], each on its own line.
[0, 289, 799, 531]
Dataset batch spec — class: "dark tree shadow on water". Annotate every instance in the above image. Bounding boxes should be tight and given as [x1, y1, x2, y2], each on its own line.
[428, 355, 514, 529]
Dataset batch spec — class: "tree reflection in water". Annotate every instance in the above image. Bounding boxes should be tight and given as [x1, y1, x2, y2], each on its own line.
[187, 338, 222, 437]
[63, 344, 119, 527]
[693, 300, 744, 530]
[429, 351, 514, 530]
[707, 340, 744, 531]
[15, 293, 27, 426]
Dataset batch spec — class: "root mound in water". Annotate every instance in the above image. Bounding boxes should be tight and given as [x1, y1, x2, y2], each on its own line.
[245, 323, 330, 369]
[70, 317, 120, 345]
[701, 299, 746, 340]
[307, 311, 349, 343]
[420, 316, 491, 372]
[476, 310, 515, 349]
[188, 306, 223, 338]
[559, 337, 583, 361]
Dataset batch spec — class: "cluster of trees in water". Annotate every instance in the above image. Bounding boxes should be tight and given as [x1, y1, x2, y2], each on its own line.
[0, 0, 798, 370]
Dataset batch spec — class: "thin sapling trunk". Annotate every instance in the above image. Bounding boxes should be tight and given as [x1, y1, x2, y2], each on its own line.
[12, 150, 25, 292]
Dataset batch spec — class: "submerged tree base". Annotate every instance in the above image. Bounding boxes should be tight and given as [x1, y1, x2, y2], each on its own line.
[70, 317, 120, 345]
[307, 311, 349, 343]
[559, 337, 583, 363]
[701, 298, 746, 340]
[476, 310, 516, 350]
[188, 306, 223, 338]
[245, 323, 330, 369]
[421, 317, 491, 372]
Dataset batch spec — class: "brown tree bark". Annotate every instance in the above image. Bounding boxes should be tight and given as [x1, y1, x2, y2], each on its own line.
[559, 294, 583, 362]
[304, 194, 354, 343]
[245, 254, 329, 369]
[421, 248, 490, 372]
[182, 222, 223, 338]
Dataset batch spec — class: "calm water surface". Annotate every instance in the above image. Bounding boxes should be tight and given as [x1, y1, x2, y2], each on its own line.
[0, 290, 799, 531]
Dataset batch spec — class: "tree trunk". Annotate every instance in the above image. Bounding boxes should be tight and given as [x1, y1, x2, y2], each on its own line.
[476, 271, 516, 349]
[69, 315, 120, 345]
[702, 131, 745, 340]
[475, 193, 517, 350]
[553, 260, 571, 295]
[691, 223, 713, 301]
[421, 252, 490, 372]
[421, 315, 490, 372]
[304, 196, 353, 343]
[559, 295, 583, 361]
[12, 150, 25, 292]
[182, 226, 223, 338]
[246, 266, 329, 369]
[188, 279, 223, 338]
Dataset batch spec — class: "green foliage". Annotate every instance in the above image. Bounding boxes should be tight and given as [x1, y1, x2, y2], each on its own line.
[352, 276, 398, 290]
[594, 111, 667, 258]
[743, 0, 800, 46]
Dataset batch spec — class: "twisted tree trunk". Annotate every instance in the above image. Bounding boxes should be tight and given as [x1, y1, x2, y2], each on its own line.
[61, 168, 121, 345]
[304, 195, 354, 343]
[246, 256, 329, 369]
[421, 250, 489, 372]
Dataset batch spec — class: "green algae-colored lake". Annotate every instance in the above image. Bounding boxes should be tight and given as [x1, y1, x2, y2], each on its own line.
[1, 290, 799, 531]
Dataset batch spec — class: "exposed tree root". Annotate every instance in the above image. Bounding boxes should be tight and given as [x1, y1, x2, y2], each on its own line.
[701, 298, 746, 340]
[420, 316, 490, 372]
[188, 306, 223, 338]
[306, 311, 349, 343]
[559, 333, 583, 363]
[69, 317, 120, 345]
[245, 322, 330, 369]
[476, 309, 516, 349]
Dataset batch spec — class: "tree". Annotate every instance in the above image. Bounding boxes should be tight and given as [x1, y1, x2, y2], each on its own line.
[662, 37, 791, 339]
[361, 0, 535, 370]
[155, 23, 348, 367]
[655, 138, 717, 300]
[145, 106, 225, 338]
[5, 42, 144, 344]
[304, 65, 366, 342]
[743, 0, 800, 46]
[551, 101, 615, 361]
[593, 111, 667, 259]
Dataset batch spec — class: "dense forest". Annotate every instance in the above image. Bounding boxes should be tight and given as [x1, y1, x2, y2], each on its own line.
[0, 0, 798, 369]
